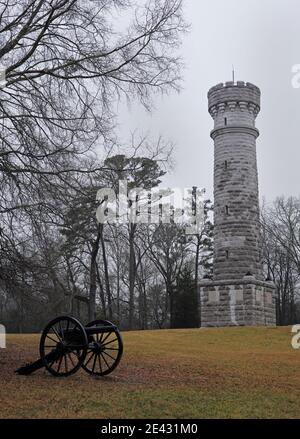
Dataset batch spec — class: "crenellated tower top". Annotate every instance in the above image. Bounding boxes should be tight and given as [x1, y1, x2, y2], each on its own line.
[208, 81, 260, 120]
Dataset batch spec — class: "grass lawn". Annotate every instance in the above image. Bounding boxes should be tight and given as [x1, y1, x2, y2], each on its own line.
[0, 326, 299, 418]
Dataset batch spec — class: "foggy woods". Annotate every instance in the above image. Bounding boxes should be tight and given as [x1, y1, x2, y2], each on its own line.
[0, 1, 299, 332]
[0, 0, 211, 331]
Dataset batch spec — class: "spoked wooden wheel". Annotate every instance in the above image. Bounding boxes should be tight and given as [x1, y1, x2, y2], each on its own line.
[81, 319, 123, 376]
[39, 316, 88, 377]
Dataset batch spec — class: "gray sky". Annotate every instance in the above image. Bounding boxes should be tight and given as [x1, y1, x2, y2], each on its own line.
[118, 0, 300, 201]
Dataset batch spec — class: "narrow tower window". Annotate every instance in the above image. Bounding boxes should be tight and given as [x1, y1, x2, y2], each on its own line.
[225, 205, 229, 215]
[224, 160, 228, 170]
[226, 250, 229, 259]
[224, 117, 227, 126]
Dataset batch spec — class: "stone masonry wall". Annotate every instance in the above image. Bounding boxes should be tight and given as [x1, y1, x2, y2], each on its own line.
[208, 81, 263, 281]
[199, 279, 276, 327]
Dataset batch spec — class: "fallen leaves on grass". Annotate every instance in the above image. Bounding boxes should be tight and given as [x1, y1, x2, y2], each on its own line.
[0, 327, 299, 418]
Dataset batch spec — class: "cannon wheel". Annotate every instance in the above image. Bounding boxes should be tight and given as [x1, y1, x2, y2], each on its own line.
[81, 319, 123, 376]
[40, 316, 88, 377]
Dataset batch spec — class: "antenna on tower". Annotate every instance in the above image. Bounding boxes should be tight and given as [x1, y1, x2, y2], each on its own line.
[232, 65, 235, 83]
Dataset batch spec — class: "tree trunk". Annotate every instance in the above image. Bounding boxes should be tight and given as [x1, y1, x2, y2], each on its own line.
[137, 277, 148, 330]
[128, 224, 137, 329]
[116, 256, 120, 325]
[96, 264, 107, 319]
[195, 236, 201, 327]
[167, 281, 176, 329]
[100, 226, 113, 320]
[66, 258, 78, 315]
[88, 225, 101, 322]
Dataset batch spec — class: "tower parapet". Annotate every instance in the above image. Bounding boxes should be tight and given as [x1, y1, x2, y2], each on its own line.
[208, 82, 260, 138]
[208, 81, 260, 111]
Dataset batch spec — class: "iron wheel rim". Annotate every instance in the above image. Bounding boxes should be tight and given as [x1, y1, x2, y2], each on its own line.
[39, 315, 88, 377]
[81, 319, 123, 376]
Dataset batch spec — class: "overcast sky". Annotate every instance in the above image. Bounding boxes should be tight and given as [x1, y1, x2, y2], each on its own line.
[118, 0, 300, 202]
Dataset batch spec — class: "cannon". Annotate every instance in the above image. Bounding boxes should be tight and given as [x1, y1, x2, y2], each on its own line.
[15, 316, 123, 377]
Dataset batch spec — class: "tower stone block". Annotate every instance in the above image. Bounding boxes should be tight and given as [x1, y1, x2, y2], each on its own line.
[200, 81, 276, 327]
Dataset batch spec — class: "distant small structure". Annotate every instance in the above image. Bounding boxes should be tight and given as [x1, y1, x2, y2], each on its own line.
[0, 324, 6, 348]
[199, 81, 276, 327]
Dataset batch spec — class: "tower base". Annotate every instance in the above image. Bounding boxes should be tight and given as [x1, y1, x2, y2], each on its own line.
[199, 277, 276, 327]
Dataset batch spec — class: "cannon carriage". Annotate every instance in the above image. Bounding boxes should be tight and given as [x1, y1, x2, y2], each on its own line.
[16, 315, 123, 377]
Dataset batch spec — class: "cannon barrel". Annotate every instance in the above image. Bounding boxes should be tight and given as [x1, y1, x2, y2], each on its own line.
[15, 349, 61, 375]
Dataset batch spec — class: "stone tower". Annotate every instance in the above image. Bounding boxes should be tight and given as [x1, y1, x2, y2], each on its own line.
[199, 81, 276, 327]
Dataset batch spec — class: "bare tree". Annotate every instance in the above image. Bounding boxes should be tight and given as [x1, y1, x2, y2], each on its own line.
[261, 197, 300, 324]
[146, 222, 187, 328]
[0, 0, 186, 213]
